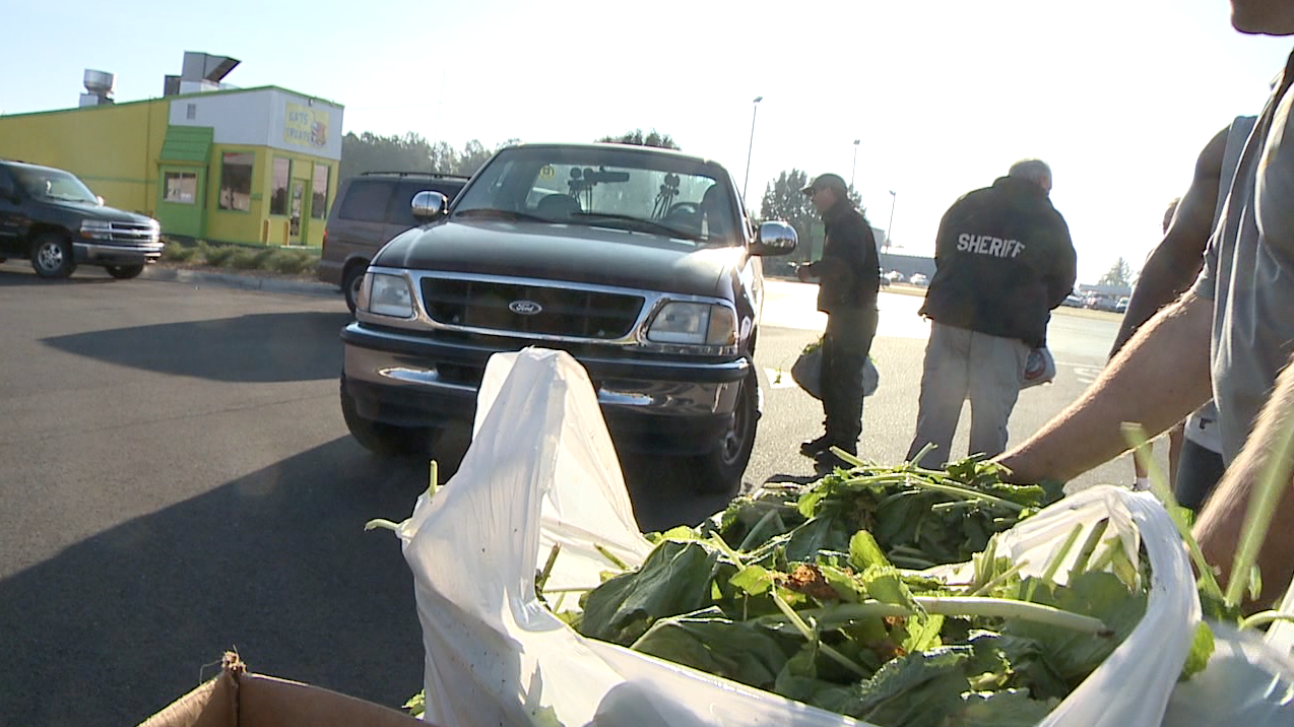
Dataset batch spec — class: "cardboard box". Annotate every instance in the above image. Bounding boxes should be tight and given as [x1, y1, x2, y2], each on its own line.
[138, 653, 426, 727]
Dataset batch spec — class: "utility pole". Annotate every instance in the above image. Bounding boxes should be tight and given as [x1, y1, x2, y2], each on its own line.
[886, 190, 897, 249]
[742, 96, 763, 203]
[850, 139, 861, 189]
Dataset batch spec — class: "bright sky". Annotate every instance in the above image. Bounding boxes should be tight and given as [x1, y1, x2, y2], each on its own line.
[2, 0, 1291, 283]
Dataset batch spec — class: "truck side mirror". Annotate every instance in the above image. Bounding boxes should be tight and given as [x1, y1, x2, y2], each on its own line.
[750, 221, 798, 256]
[411, 190, 448, 221]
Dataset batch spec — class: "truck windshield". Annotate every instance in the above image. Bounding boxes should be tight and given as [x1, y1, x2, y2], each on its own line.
[454, 146, 741, 246]
[13, 167, 100, 204]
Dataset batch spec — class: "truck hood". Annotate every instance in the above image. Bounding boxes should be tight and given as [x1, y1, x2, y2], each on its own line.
[44, 199, 156, 225]
[374, 219, 745, 298]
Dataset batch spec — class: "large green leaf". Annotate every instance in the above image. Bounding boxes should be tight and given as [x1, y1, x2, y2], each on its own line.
[1002, 571, 1147, 684]
[631, 608, 799, 689]
[580, 540, 720, 644]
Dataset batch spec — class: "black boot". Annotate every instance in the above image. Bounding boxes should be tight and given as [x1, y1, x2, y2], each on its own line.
[799, 433, 833, 457]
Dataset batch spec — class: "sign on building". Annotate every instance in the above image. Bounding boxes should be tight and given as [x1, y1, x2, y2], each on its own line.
[284, 102, 329, 150]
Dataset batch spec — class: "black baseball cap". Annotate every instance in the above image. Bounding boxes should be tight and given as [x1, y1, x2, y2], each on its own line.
[802, 173, 848, 195]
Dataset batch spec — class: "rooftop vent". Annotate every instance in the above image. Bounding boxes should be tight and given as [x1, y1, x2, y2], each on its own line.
[80, 69, 116, 107]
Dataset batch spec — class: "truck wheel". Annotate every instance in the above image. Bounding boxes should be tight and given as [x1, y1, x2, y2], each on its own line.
[105, 264, 145, 280]
[342, 263, 368, 314]
[340, 378, 435, 457]
[31, 234, 76, 279]
[693, 372, 759, 495]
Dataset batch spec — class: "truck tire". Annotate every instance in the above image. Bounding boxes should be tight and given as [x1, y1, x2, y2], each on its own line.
[105, 264, 145, 280]
[692, 371, 759, 496]
[343, 262, 367, 314]
[31, 233, 76, 279]
[340, 377, 436, 457]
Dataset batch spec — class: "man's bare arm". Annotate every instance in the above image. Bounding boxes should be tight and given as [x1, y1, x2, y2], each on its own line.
[1109, 126, 1229, 358]
[996, 292, 1214, 483]
[1195, 352, 1294, 605]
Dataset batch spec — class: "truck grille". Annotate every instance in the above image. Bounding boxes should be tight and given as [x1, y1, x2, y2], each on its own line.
[104, 222, 161, 247]
[420, 279, 644, 340]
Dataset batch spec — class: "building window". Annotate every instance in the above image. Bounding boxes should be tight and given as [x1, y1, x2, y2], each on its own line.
[163, 172, 197, 204]
[186, 103, 197, 120]
[311, 164, 330, 219]
[269, 158, 290, 215]
[218, 152, 254, 212]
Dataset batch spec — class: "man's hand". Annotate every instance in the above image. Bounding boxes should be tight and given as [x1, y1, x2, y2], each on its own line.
[995, 292, 1213, 484]
[796, 263, 816, 283]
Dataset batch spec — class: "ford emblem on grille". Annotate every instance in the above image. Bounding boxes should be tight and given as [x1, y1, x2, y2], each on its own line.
[509, 300, 543, 315]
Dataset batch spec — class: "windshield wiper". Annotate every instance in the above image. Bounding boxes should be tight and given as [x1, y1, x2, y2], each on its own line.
[455, 208, 549, 223]
[569, 212, 702, 241]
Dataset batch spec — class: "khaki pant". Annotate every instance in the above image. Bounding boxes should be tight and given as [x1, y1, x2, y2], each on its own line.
[907, 322, 1031, 469]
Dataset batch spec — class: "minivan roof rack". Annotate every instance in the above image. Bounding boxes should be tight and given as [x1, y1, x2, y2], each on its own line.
[359, 170, 469, 179]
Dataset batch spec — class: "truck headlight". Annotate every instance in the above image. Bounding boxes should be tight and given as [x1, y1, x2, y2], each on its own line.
[647, 302, 737, 346]
[79, 220, 114, 240]
[362, 273, 416, 318]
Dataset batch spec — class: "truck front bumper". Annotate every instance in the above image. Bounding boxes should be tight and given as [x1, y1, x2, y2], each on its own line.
[341, 323, 750, 455]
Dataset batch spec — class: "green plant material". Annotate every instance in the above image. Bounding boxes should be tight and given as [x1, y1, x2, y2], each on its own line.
[1181, 622, 1216, 682]
[203, 244, 237, 267]
[403, 689, 425, 717]
[162, 240, 198, 262]
[1121, 423, 1225, 603]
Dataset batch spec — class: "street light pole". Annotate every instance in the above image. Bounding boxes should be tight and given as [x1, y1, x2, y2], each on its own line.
[850, 139, 860, 189]
[886, 190, 897, 249]
[742, 96, 763, 203]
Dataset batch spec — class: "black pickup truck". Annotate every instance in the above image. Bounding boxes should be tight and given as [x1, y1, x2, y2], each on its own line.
[340, 143, 797, 491]
[0, 159, 162, 279]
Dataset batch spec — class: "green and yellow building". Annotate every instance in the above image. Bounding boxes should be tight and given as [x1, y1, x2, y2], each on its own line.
[0, 63, 343, 247]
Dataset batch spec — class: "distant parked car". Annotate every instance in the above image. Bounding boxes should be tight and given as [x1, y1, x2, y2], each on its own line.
[0, 159, 162, 279]
[884, 270, 905, 283]
[1062, 293, 1085, 308]
[1115, 296, 1130, 313]
[909, 272, 929, 286]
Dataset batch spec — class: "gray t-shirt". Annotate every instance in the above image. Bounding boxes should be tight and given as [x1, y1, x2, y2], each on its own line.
[1184, 115, 1256, 453]
[1193, 56, 1294, 464]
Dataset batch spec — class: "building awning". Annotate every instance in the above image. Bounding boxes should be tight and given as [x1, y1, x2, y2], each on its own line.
[159, 125, 213, 164]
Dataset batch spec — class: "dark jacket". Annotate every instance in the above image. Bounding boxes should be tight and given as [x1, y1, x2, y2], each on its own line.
[806, 200, 881, 313]
[919, 176, 1076, 347]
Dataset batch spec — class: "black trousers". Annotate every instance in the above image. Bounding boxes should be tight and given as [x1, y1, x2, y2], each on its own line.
[1174, 438, 1226, 511]
[820, 307, 878, 452]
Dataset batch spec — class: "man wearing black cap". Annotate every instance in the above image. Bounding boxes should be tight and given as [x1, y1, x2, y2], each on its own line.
[796, 173, 882, 468]
[906, 159, 1076, 469]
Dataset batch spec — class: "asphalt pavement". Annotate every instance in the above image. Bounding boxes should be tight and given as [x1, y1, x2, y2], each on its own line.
[0, 263, 1152, 726]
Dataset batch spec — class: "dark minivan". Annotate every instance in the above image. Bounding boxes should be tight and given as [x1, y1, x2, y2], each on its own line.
[318, 171, 469, 311]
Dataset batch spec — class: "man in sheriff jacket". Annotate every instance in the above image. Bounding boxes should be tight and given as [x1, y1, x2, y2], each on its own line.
[796, 173, 882, 469]
[906, 159, 1076, 469]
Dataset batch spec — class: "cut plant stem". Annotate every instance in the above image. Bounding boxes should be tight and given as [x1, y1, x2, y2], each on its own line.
[1122, 423, 1224, 601]
[1239, 610, 1294, 630]
[759, 596, 1110, 635]
[970, 560, 1031, 597]
[1069, 519, 1110, 580]
[770, 591, 869, 678]
[1041, 523, 1085, 587]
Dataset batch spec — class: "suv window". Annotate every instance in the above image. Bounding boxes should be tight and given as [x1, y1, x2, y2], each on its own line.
[337, 179, 393, 223]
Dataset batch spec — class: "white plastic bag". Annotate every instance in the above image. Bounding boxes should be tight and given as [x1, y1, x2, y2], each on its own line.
[395, 348, 1200, 727]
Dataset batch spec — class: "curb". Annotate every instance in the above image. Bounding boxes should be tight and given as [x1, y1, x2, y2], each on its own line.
[142, 266, 338, 299]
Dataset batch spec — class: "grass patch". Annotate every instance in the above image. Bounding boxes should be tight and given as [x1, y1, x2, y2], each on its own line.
[161, 240, 319, 275]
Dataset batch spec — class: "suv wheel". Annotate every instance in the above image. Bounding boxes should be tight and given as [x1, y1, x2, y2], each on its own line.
[340, 378, 436, 456]
[105, 264, 145, 280]
[31, 234, 76, 279]
[343, 263, 367, 314]
[693, 372, 759, 495]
